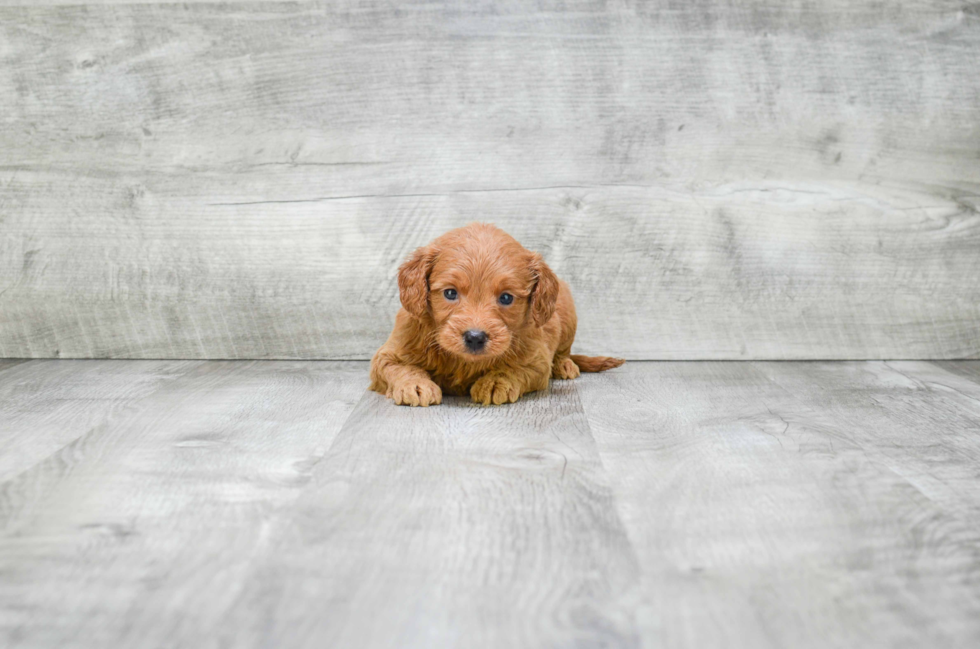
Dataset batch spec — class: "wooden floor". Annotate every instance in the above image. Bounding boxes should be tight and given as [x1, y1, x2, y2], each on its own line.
[2, 360, 979, 648]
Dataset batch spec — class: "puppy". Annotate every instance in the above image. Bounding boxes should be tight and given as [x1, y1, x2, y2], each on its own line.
[370, 223, 624, 406]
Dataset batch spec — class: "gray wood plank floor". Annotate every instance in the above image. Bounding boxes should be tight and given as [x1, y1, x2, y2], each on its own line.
[1, 360, 979, 647]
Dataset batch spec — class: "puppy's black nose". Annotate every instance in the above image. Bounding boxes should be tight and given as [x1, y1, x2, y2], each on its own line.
[463, 329, 488, 352]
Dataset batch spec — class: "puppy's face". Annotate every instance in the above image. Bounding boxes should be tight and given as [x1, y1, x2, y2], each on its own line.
[398, 224, 559, 361]
[427, 251, 525, 359]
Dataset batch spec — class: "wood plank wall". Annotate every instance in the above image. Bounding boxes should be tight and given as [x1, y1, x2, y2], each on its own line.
[1, 1, 978, 359]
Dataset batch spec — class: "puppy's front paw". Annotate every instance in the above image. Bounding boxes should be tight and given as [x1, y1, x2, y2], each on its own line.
[470, 374, 522, 406]
[388, 378, 442, 407]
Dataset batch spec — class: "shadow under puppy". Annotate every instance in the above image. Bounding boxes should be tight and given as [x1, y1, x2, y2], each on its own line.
[371, 223, 624, 406]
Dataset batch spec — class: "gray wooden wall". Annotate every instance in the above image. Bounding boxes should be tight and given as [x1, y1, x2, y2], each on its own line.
[1, 1, 978, 360]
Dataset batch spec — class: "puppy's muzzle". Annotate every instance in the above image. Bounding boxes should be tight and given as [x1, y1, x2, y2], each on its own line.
[463, 329, 489, 354]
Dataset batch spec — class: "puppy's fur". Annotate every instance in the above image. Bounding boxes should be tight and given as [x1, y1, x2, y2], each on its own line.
[370, 223, 624, 406]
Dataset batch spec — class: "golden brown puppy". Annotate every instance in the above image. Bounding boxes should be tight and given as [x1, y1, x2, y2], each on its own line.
[370, 223, 624, 406]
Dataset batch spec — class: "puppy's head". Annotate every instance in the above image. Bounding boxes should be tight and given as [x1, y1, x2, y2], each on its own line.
[398, 223, 559, 360]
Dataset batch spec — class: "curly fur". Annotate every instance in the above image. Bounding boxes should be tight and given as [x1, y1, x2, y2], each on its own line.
[370, 223, 624, 406]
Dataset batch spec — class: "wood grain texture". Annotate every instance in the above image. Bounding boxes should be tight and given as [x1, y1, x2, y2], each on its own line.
[0, 360, 366, 648]
[223, 385, 641, 648]
[934, 360, 980, 385]
[0, 359, 28, 373]
[577, 361, 980, 648]
[0, 0, 282, 4]
[1, 1, 979, 360]
[758, 361, 980, 528]
[0, 359, 200, 482]
[3, 360, 980, 646]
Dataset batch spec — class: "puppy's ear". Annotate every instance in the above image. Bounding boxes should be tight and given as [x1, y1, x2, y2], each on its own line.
[398, 245, 437, 318]
[528, 253, 559, 327]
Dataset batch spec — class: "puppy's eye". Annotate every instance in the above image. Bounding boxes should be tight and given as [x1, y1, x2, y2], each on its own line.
[443, 288, 458, 301]
[498, 292, 514, 306]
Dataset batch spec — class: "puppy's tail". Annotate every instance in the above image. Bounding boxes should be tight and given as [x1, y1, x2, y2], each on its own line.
[570, 354, 625, 373]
